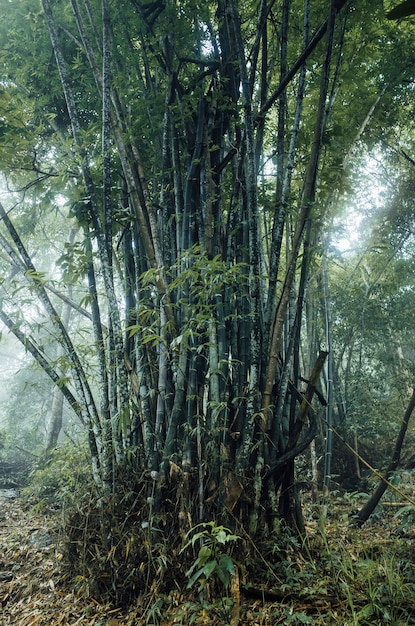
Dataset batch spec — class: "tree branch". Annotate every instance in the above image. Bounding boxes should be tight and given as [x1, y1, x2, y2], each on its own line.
[256, 0, 349, 121]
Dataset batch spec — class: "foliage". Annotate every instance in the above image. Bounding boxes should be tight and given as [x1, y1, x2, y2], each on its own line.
[181, 521, 240, 594]
[24, 442, 92, 510]
[7, 451, 415, 623]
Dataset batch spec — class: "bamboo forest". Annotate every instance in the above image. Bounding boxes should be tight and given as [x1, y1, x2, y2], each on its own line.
[1, 0, 415, 623]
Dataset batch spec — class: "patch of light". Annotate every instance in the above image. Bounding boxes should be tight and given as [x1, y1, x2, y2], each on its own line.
[333, 209, 364, 253]
[331, 151, 388, 255]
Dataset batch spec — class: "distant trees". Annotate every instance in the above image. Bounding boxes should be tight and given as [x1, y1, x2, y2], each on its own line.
[327, 143, 415, 485]
[0, 0, 414, 597]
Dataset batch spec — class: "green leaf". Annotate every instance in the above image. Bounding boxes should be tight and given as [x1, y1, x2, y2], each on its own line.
[215, 565, 230, 587]
[287, 613, 314, 624]
[197, 545, 212, 562]
[357, 604, 374, 619]
[202, 559, 217, 579]
[25, 269, 46, 284]
[125, 324, 141, 337]
[219, 554, 235, 576]
[394, 504, 415, 518]
[185, 559, 199, 579]
[214, 529, 228, 544]
[186, 567, 205, 589]
[141, 331, 162, 347]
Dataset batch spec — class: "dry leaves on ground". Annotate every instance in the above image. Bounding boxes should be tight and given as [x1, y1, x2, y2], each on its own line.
[0, 497, 127, 625]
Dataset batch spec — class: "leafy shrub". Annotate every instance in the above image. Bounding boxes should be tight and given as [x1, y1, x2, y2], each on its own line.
[181, 522, 240, 595]
[23, 442, 92, 510]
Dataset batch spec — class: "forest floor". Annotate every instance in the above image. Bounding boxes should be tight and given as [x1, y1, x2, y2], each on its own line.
[1, 487, 415, 625]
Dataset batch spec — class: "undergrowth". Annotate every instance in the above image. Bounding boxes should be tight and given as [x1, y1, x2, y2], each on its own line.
[23, 442, 92, 511]
[22, 448, 415, 624]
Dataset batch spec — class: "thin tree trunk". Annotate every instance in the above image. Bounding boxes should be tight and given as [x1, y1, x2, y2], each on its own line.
[322, 252, 333, 498]
[45, 228, 77, 452]
[45, 386, 65, 453]
[354, 431, 361, 480]
[263, 0, 338, 414]
[263, 0, 297, 362]
[310, 439, 319, 502]
[227, 0, 263, 475]
[354, 386, 415, 526]
[257, 0, 348, 119]
[42, 0, 132, 468]
[276, 350, 328, 530]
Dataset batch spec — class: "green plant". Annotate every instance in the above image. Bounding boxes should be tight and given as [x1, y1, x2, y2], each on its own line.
[145, 596, 166, 626]
[181, 521, 240, 596]
[23, 441, 92, 511]
[283, 610, 316, 624]
[394, 503, 415, 534]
